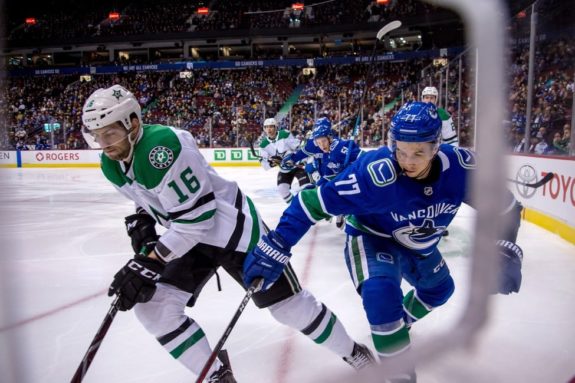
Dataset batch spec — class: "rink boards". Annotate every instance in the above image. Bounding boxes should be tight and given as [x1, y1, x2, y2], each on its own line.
[1, 149, 573, 244]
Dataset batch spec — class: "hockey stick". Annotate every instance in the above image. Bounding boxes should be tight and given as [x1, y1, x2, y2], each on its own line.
[344, 20, 402, 167]
[507, 171, 554, 188]
[248, 137, 263, 160]
[194, 278, 264, 383]
[70, 296, 120, 383]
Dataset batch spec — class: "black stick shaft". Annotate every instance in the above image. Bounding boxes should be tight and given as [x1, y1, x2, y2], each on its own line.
[194, 279, 263, 383]
[70, 296, 120, 383]
[248, 138, 263, 160]
[507, 172, 554, 188]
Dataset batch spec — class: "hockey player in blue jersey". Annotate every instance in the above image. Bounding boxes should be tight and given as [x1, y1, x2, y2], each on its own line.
[281, 117, 363, 228]
[281, 117, 363, 187]
[243, 101, 523, 382]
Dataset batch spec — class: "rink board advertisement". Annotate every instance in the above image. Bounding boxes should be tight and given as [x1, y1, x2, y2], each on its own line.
[0, 151, 16, 167]
[19, 150, 102, 167]
[508, 154, 575, 242]
[0, 148, 261, 168]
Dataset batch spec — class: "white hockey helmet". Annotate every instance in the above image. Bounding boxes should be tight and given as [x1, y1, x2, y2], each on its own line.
[263, 118, 277, 128]
[421, 86, 439, 99]
[81, 84, 142, 148]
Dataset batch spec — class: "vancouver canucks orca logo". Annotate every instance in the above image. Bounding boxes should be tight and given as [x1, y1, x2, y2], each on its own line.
[392, 218, 447, 251]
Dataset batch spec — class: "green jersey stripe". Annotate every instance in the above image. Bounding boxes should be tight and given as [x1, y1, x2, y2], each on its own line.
[246, 196, 260, 252]
[314, 313, 337, 344]
[298, 189, 331, 222]
[173, 209, 216, 224]
[371, 326, 410, 356]
[170, 328, 206, 359]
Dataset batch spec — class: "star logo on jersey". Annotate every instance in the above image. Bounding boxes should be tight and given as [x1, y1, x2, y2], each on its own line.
[112, 89, 123, 100]
[392, 218, 447, 251]
[149, 146, 174, 169]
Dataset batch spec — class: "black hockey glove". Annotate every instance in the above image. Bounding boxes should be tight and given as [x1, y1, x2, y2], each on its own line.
[268, 155, 282, 168]
[108, 255, 164, 311]
[125, 213, 159, 256]
[494, 240, 523, 295]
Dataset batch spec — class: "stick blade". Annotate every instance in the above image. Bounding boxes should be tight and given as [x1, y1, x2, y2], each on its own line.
[376, 20, 402, 40]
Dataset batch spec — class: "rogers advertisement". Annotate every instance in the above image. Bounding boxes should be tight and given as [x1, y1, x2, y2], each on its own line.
[20, 150, 102, 166]
[508, 154, 574, 227]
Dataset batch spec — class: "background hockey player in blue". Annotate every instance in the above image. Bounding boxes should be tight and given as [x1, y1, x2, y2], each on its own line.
[281, 117, 363, 228]
[280, 117, 363, 187]
[243, 101, 524, 382]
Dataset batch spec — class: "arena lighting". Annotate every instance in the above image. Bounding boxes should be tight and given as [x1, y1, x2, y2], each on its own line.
[197, 7, 209, 15]
[376, 0, 390, 5]
[517, 10, 527, 18]
[108, 11, 120, 20]
[25, 17, 37, 25]
[292, 3, 304, 11]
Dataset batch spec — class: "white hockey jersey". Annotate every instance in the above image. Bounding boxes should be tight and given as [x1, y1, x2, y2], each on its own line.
[258, 130, 301, 172]
[101, 124, 263, 263]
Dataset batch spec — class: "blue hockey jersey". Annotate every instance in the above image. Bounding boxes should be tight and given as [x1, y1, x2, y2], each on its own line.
[291, 138, 362, 186]
[276, 144, 520, 257]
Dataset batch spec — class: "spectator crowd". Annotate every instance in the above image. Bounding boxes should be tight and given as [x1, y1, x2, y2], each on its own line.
[1, 38, 573, 156]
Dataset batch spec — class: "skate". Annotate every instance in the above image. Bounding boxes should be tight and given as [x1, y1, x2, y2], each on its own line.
[343, 343, 376, 370]
[335, 215, 345, 229]
[207, 350, 237, 383]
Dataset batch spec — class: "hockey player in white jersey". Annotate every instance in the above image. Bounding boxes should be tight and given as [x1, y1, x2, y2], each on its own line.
[421, 86, 459, 146]
[81, 85, 374, 382]
[243, 101, 523, 382]
[258, 117, 312, 203]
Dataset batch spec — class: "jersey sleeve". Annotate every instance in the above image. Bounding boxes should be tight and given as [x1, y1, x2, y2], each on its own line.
[259, 157, 273, 171]
[286, 132, 302, 152]
[438, 109, 458, 146]
[258, 138, 273, 170]
[276, 153, 385, 247]
[291, 139, 319, 163]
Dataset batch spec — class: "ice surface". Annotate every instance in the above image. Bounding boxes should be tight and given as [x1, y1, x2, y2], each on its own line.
[0, 167, 573, 383]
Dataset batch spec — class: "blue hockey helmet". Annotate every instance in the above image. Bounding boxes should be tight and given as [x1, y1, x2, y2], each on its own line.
[311, 117, 333, 140]
[388, 101, 442, 151]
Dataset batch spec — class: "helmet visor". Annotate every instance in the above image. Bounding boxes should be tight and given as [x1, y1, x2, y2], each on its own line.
[82, 124, 129, 149]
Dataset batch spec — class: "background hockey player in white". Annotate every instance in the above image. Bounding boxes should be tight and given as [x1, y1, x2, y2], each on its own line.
[421, 86, 459, 146]
[258, 117, 312, 203]
[80, 85, 375, 382]
[243, 101, 524, 382]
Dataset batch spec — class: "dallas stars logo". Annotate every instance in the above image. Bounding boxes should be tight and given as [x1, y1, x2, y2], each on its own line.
[112, 89, 123, 100]
[149, 146, 174, 169]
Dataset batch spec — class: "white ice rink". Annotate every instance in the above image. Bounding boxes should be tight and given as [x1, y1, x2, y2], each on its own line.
[1, 167, 574, 383]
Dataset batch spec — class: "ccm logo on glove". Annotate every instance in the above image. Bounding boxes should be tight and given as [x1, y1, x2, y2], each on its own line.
[127, 259, 161, 281]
